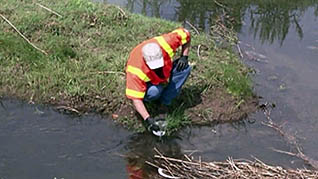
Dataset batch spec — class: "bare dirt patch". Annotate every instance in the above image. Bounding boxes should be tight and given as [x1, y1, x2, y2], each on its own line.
[187, 87, 259, 125]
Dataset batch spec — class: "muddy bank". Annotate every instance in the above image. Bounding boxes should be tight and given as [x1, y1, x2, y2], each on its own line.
[34, 85, 258, 132]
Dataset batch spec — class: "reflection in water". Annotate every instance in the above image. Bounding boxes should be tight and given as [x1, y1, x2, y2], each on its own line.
[248, 0, 303, 45]
[121, 0, 173, 18]
[106, 0, 318, 45]
[124, 133, 183, 178]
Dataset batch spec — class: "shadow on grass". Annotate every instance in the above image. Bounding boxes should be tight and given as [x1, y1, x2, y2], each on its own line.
[145, 85, 204, 116]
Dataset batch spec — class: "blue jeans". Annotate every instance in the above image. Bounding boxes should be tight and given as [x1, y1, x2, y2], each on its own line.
[144, 63, 192, 105]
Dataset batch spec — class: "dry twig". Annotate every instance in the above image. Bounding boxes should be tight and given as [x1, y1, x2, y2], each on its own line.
[114, 5, 127, 18]
[147, 149, 318, 178]
[197, 44, 201, 59]
[98, 71, 125, 75]
[237, 44, 243, 58]
[0, 14, 48, 55]
[56, 106, 80, 114]
[214, 0, 227, 9]
[184, 20, 200, 35]
[261, 103, 318, 169]
[36, 3, 62, 17]
[89, 71, 125, 75]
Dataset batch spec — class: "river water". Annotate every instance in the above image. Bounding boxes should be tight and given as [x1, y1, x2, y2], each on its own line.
[1, 1, 318, 178]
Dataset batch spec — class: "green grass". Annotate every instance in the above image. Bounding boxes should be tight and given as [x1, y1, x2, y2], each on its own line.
[0, 0, 254, 135]
[165, 105, 192, 136]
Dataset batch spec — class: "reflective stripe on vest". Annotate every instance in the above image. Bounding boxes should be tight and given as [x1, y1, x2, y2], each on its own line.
[126, 89, 145, 99]
[172, 29, 188, 45]
[154, 36, 174, 60]
[127, 65, 150, 82]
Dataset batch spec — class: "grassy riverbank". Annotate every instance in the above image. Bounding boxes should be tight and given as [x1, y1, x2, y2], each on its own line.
[0, 0, 257, 134]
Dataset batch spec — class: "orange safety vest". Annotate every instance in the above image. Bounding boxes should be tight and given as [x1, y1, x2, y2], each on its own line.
[125, 28, 191, 100]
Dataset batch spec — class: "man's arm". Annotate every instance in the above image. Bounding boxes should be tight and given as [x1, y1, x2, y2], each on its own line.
[181, 40, 191, 56]
[132, 99, 150, 120]
[132, 99, 161, 134]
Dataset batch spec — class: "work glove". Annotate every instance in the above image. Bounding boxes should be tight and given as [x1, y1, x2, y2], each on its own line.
[142, 117, 160, 132]
[176, 56, 189, 72]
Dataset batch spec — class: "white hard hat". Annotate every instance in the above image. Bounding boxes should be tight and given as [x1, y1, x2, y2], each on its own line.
[142, 43, 164, 69]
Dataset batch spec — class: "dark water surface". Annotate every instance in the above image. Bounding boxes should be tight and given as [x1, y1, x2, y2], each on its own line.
[0, 99, 131, 179]
[1, 0, 318, 178]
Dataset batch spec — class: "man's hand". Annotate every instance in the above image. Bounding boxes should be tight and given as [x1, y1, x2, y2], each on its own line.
[142, 117, 160, 132]
[176, 56, 189, 72]
[143, 117, 167, 137]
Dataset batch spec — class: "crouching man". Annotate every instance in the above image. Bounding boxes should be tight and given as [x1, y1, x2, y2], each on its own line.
[125, 28, 191, 136]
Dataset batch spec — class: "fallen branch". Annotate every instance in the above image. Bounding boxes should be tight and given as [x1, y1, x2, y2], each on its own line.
[36, 3, 62, 18]
[0, 14, 48, 55]
[184, 20, 200, 35]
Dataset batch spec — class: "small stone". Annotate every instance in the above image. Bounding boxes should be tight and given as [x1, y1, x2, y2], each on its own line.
[268, 75, 278, 81]
[112, 114, 119, 119]
[279, 83, 287, 91]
